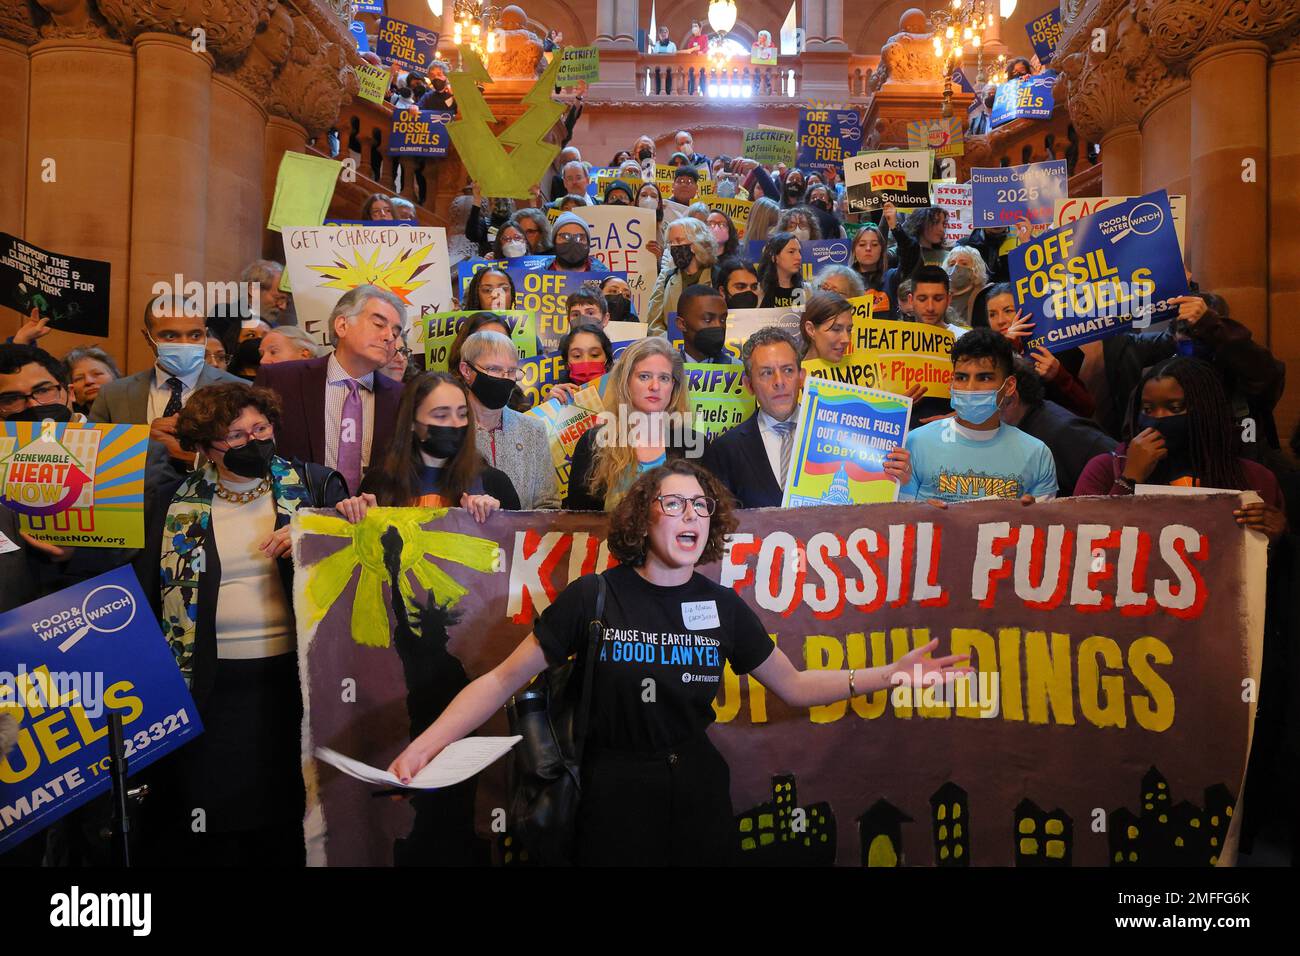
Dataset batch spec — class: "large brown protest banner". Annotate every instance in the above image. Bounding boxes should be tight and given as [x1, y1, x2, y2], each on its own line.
[292, 495, 1264, 866]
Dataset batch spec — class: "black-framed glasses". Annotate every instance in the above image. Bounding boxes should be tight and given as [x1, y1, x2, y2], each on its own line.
[656, 494, 716, 517]
[0, 382, 66, 413]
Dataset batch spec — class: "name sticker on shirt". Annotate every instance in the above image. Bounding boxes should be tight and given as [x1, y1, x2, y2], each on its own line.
[681, 600, 720, 630]
[0, 531, 19, 555]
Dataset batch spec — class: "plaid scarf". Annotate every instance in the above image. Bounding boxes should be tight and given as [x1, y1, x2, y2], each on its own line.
[158, 457, 312, 686]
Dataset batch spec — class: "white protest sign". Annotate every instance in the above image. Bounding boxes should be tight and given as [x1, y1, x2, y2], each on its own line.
[1054, 195, 1187, 254]
[574, 205, 657, 318]
[283, 225, 453, 347]
[932, 181, 973, 244]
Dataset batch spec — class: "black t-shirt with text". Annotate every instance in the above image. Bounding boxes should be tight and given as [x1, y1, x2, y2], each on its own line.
[535, 563, 774, 753]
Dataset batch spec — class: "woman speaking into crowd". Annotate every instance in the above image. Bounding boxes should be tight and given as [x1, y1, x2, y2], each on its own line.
[136, 383, 349, 866]
[387, 460, 970, 865]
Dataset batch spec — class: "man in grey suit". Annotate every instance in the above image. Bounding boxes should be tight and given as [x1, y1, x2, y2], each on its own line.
[90, 294, 242, 465]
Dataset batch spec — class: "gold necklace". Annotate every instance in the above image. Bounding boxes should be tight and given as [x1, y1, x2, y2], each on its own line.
[213, 478, 270, 504]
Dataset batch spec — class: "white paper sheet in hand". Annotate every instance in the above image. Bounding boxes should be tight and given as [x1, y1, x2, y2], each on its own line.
[315, 736, 522, 790]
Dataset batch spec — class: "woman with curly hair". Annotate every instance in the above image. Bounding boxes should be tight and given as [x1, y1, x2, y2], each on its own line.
[387, 459, 971, 864]
[886, 202, 950, 278]
[135, 382, 351, 866]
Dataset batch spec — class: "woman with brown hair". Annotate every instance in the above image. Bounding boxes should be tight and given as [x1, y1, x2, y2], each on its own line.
[336, 370, 519, 520]
[135, 382, 349, 866]
[799, 290, 854, 365]
[387, 459, 971, 865]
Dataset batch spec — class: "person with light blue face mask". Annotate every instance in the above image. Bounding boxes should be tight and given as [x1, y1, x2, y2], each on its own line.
[901, 328, 1058, 505]
[88, 294, 243, 464]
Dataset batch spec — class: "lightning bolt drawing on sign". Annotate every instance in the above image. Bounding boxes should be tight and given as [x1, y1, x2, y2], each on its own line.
[446, 46, 567, 199]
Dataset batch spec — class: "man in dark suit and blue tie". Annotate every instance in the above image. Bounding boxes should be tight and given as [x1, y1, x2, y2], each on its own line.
[255, 284, 405, 492]
[701, 327, 805, 509]
[703, 327, 914, 508]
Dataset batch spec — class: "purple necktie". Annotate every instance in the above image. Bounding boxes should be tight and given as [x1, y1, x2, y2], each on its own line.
[338, 379, 363, 493]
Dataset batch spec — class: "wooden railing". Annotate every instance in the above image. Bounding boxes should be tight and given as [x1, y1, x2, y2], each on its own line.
[308, 94, 456, 227]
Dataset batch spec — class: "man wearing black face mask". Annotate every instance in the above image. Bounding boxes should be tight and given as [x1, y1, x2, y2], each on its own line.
[547, 213, 611, 274]
[715, 259, 762, 312]
[678, 285, 739, 365]
[0, 344, 79, 425]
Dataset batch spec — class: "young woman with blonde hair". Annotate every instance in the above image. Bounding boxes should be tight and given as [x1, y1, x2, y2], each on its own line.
[564, 337, 700, 511]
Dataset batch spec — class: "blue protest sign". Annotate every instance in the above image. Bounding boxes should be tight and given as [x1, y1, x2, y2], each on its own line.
[745, 238, 851, 283]
[349, 20, 369, 53]
[323, 218, 415, 226]
[991, 76, 1055, 127]
[796, 108, 862, 175]
[950, 66, 974, 93]
[1025, 8, 1064, 62]
[388, 110, 451, 157]
[0, 567, 201, 853]
[505, 268, 628, 352]
[457, 256, 555, 295]
[1011, 190, 1189, 352]
[971, 159, 1068, 227]
[375, 16, 439, 73]
[355, 1, 385, 12]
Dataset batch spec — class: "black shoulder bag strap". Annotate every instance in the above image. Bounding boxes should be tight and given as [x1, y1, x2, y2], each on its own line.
[573, 572, 607, 764]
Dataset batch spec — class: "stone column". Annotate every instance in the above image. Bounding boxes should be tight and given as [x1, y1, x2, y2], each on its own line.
[798, 0, 850, 99]
[0, 40, 28, 241]
[595, 0, 616, 45]
[262, 114, 310, 260]
[1139, 84, 1190, 199]
[207, 74, 268, 289]
[1099, 123, 1141, 195]
[983, 12, 1006, 56]
[1188, 41, 1269, 339]
[25, 39, 134, 366]
[127, 33, 213, 372]
[590, 0, 640, 93]
[1268, 49, 1300, 443]
[612, 0, 638, 46]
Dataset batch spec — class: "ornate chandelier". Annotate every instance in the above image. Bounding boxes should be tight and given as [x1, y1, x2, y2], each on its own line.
[930, 0, 995, 114]
[452, 0, 500, 59]
[706, 0, 739, 70]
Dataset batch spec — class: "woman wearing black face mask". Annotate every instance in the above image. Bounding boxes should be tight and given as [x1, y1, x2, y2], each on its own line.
[338, 372, 518, 521]
[802, 183, 843, 239]
[134, 382, 348, 867]
[1074, 358, 1287, 541]
[455, 330, 560, 508]
[599, 275, 636, 323]
[645, 216, 718, 336]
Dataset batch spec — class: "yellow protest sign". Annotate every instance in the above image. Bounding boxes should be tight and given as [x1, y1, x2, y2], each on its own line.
[707, 197, 752, 240]
[266, 152, 341, 234]
[804, 319, 954, 398]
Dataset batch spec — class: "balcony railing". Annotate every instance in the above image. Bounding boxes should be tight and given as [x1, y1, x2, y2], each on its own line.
[635, 52, 802, 100]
